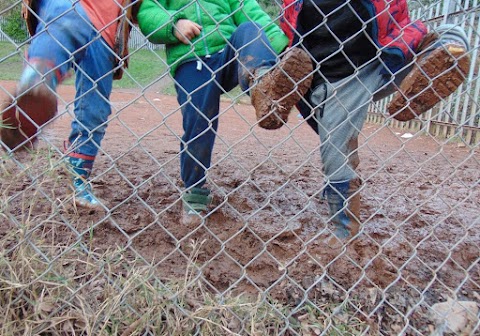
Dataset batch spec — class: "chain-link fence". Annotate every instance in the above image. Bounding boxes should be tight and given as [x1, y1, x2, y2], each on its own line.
[368, 0, 480, 145]
[0, 0, 479, 335]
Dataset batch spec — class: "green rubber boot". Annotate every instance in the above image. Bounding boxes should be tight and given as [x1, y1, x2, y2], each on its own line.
[181, 187, 212, 226]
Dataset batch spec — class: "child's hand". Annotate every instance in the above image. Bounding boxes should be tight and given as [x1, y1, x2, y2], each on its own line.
[174, 19, 202, 44]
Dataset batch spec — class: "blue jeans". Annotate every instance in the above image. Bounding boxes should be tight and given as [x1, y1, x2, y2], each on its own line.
[25, 0, 116, 157]
[175, 22, 277, 189]
[310, 24, 469, 183]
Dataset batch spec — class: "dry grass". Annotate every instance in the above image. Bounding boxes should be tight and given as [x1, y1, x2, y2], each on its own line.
[1, 229, 284, 335]
[0, 237, 366, 335]
[0, 148, 368, 335]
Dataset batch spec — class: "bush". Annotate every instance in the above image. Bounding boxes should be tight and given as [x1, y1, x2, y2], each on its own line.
[1, 9, 28, 43]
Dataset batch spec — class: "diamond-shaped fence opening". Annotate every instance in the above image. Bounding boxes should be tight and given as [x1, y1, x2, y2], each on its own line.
[0, 0, 479, 335]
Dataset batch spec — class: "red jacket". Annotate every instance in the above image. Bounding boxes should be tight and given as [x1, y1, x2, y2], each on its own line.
[280, 0, 427, 73]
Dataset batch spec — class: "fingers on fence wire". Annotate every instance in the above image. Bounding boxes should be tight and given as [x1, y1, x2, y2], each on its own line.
[1, 85, 57, 151]
[251, 47, 313, 130]
[388, 36, 471, 122]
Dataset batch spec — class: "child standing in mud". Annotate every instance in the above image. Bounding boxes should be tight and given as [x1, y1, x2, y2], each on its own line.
[137, 0, 313, 225]
[280, 0, 470, 241]
[1, 0, 142, 210]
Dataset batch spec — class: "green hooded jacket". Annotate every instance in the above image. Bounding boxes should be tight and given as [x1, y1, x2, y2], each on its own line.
[137, 0, 289, 76]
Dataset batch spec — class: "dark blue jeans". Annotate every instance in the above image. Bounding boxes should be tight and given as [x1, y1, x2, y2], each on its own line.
[175, 22, 278, 189]
[24, 0, 116, 157]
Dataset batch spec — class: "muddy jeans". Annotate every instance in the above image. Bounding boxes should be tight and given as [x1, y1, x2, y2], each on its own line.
[310, 24, 469, 184]
[26, 0, 116, 157]
[175, 22, 278, 189]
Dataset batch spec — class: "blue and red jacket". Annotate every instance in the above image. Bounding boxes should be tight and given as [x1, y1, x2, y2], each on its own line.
[280, 0, 428, 132]
[281, 0, 427, 73]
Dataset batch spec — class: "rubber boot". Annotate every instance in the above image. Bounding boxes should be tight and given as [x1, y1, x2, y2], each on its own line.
[250, 47, 313, 130]
[181, 187, 212, 226]
[324, 179, 361, 240]
[65, 154, 102, 210]
[387, 32, 470, 121]
[1, 59, 59, 150]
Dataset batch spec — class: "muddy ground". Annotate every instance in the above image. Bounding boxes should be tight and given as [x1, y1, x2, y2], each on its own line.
[1, 81, 479, 334]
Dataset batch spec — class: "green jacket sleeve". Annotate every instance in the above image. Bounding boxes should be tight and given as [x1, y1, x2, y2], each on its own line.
[137, 0, 187, 44]
[229, 0, 288, 54]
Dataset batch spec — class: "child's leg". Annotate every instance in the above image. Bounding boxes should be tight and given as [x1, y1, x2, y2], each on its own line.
[1, 0, 100, 150]
[62, 4, 116, 210]
[175, 61, 222, 190]
[175, 59, 223, 224]
[219, 22, 313, 130]
[311, 60, 388, 240]
[28, 0, 115, 209]
[23, 0, 96, 89]
[174, 24, 274, 223]
[63, 34, 115, 210]
[313, 61, 388, 183]
[174, 23, 285, 219]
[67, 37, 115, 158]
[383, 24, 470, 120]
[216, 22, 278, 91]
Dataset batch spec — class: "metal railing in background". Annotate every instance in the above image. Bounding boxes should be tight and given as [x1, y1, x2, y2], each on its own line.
[369, 0, 480, 144]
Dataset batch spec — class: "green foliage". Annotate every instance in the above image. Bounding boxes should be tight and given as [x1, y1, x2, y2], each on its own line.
[113, 48, 168, 89]
[0, 0, 17, 11]
[0, 42, 169, 90]
[0, 41, 24, 81]
[1, 9, 28, 43]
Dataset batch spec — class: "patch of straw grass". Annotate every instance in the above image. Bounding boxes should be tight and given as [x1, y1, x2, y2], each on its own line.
[0, 148, 369, 335]
[0, 228, 296, 335]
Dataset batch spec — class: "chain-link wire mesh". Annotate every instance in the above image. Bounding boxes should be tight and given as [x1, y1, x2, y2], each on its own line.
[0, 0, 479, 335]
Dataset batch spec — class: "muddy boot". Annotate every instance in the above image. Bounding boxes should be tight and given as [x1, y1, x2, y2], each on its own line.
[1, 59, 58, 150]
[65, 154, 103, 210]
[324, 179, 361, 241]
[387, 32, 470, 121]
[251, 47, 313, 130]
[181, 187, 212, 226]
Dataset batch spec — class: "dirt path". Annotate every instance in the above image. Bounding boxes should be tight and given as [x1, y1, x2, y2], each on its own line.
[1, 81, 479, 333]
